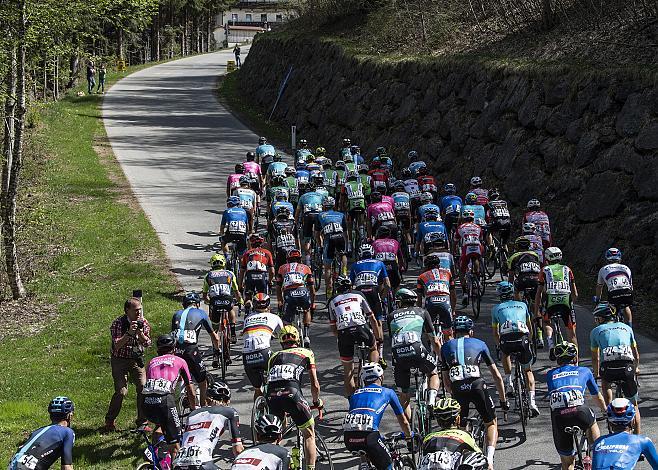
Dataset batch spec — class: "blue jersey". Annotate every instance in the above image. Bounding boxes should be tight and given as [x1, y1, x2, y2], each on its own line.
[344, 384, 404, 432]
[593, 432, 658, 470]
[491, 300, 530, 334]
[221, 207, 249, 234]
[417, 203, 441, 222]
[434, 251, 456, 274]
[298, 191, 325, 213]
[590, 322, 636, 363]
[441, 337, 494, 384]
[350, 259, 388, 289]
[547, 365, 599, 411]
[9, 424, 74, 470]
[462, 204, 486, 225]
[354, 154, 365, 165]
[271, 201, 294, 218]
[440, 195, 463, 219]
[267, 162, 287, 177]
[416, 221, 447, 244]
[296, 169, 310, 184]
[317, 211, 346, 240]
[391, 192, 411, 212]
[256, 144, 275, 159]
[172, 307, 214, 345]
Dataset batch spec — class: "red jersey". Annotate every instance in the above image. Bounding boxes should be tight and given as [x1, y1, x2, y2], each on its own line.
[277, 262, 313, 291]
[417, 268, 454, 297]
[417, 175, 437, 194]
[241, 247, 274, 272]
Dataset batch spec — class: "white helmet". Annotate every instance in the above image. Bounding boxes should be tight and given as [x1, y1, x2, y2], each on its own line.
[360, 362, 384, 385]
[545, 246, 563, 262]
[470, 176, 482, 187]
[527, 198, 541, 209]
[522, 222, 536, 234]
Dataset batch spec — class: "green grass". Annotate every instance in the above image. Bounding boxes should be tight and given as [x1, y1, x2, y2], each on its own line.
[0, 65, 182, 468]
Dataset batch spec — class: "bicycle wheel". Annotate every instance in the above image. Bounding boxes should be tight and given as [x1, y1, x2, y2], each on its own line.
[484, 248, 496, 279]
[217, 326, 227, 381]
[251, 396, 267, 445]
[313, 246, 322, 291]
[515, 367, 527, 440]
[313, 433, 334, 470]
[498, 247, 509, 280]
[410, 403, 429, 447]
[135, 463, 153, 470]
[470, 277, 481, 320]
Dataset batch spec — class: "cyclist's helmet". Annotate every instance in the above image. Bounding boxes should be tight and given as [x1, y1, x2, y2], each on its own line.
[210, 253, 227, 269]
[401, 168, 412, 178]
[182, 291, 201, 307]
[351, 145, 361, 156]
[276, 206, 291, 218]
[375, 225, 392, 239]
[424, 208, 440, 221]
[246, 151, 256, 161]
[545, 246, 563, 263]
[371, 157, 381, 169]
[315, 146, 326, 157]
[48, 396, 75, 417]
[299, 139, 308, 148]
[433, 398, 461, 426]
[462, 209, 475, 222]
[527, 198, 541, 209]
[336, 160, 346, 170]
[358, 243, 374, 260]
[344, 154, 354, 163]
[418, 165, 428, 175]
[279, 325, 300, 345]
[358, 164, 369, 174]
[273, 153, 283, 162]
[249, 233, 265, 246]
[258, 136, 267, 145]
[253, 293, 271, 310]
[375, 146, 386, 156]
[287, 248, 302, 262]
[496, 281, 514, 300]
[522, 222, 536, 234]
[235, 163, 245, 173]
[296, 161, 307, 171]
[553, 341, 578, 364]
[444, 183, 456, 194]
[419, 192, 433, 205]
[489, 188, 500, 200]
[470, 176, 482, 187]
[157, 333, 176, 353]
[408, 150, 419, 162]
[239, 176, 250, 186]
[227, 196, 241, 207]
[371, 191, 383, 204]
[395, 288, 418, 306]
[424, 253, 443, 269]
[347, 170, 359, 181]
[393, 180, 405, 191]
[342, 138, 351, 147]
[207, 380, 231, 402]
[360, 362, 384, 385]
[322, 159, 333, 169]
[593, 302, 616, 320]
[322, 196, 336, 209]
[335, 275, 352, 294]
[457, 451, 489, 470]
[515, 236, 531, 250]
[464, 192, 478, 205]
[274, 189, 288, 201]
[307, 181, 317, 191]
[605, 247, 622, 262]
[453, 316, 474, 332]
[255, 414, 283, 439]
[306, 154, 316, 164]
[607, 398, 636, 427]
[426, 231, 447, 247]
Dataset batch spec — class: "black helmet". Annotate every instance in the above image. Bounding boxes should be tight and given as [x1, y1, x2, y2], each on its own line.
[207, 380, 231, 402]
[235, 163, 244, 173]
[515, 236, 531, 250]
[554, 341, 578, 364]
[423, 253, 442, 269]
[182, 291, 201, 307]
[433, 398, 460, 426]
[255, 414, 283, 439]
[157, 334, 176, 352]
[335, 275, 352, 294]
[375, 225, 392, 239]
[273, 153, 283, 162]
[593, 302, 616, 320]
[370, 191, 383, 203]
[489, 188, 500, 200]
[401, 168, 412, 178]
[246, 151, 256, 161]
[258, 136, 267, 145]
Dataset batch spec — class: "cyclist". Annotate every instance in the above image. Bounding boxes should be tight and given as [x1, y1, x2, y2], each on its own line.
[417, 191, 441, 223]
[266, 325, 322, 470]
[267, 175, 288, 208]
[417, 166, 438, 201]
[590, 302, 640, 431]
[368, 160, 389, 195]
[440, 316, 508, 469]
[507, 237, 541, 301]
[416, 208, 447, 257]
[547, 341, 605, 470]
[203, 253, 242, 340]
[416, 251, 457, 343]
[402, 168, 422, 217]
[491, 281, 540, 417]
[244, 151, 263, 195]
[219, 196, 248, 258]
[350, 243, 391, 363]
[270, 189, 293, 222]
[266, 154, 287, 187]
[310, 171, 328, 199]
[388, 288, 441, 415]
[173, 381, 244, 469]
[227, 163, 245, 197]
[335, 160, 347, 187]
[143, 334, 196, 459]
[535, 246, 579, 357]
[461, 192, 486, 227]
[484, 188, 511, 252]
[271, 207, 298, 271]
[454, 209, 484, 307]
[408, 151, 427, 177]
[358, 164, 373, 202]
[367, 191, 397, 240]
[320, 159, 338, 197]
[439, 183, 463, 235]
[341, 170, 367, 252]
[522, 222, 545, 264]
[276, 248, 316, 348]
[468, 177, 489, 206]
[315, 196, 348, 296]
[344, 363, 413, 469]
[295, 181, 324, 266]
[391, 180, 413, 250]
[9, 397, 75, 470]
[242, 293, 283, 400]
[420, 398, 487, 470]
[232, 415, 290, 470]
[592, 398, 658, 469]
[328, 276, 381, 396]
[233, 176, 257, 232]
[240, 233, 275, 300]
[172, 292, 221, 406]
[372, 225, 405, 291]
[283, 167, 300, 208]
[256, 137, 275, 173]
[523, 198, 552, 249]
[595, 247, 634, 326]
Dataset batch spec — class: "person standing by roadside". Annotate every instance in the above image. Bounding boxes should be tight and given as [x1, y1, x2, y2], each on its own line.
[233, 44, 241, 68]
[96, 63, 106, 94]
[104, 296, 152, 432]
[87, 61, 96, 95]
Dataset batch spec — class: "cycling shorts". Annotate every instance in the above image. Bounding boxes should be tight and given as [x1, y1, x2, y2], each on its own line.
[223, 232, 247, 252]
[344, 431, 391, 470]
[608, 288, 633, 308]
[550, 405, 595, 456]
[395, 210, 412, 230]
[302, 212, 320, 240]
[244, 271, 269, 295]
[209, 296, 234, 323]
[175, 345, 207, 384]
[544, 303, 576, 329]
[425, 296, 453, 334]
[490, 218, 511, 241]
[452, 378, 497, 424]
[514, 275, 538, 295]
[460, 245, 483, 273]
[444, 213, 460, 231]
[356, 286, 384, 321]
[600, 360, 638, 400]
[266, 384, 314, 430]
[242, 348, 271, 389]
[348, 205, 366, 220]
[283, 287, 311, 323]
[499, 332, 533, 369]
[383, 262, 401, 290]
[375, 222, 399, 240]
[392, 342, 438, 393]
[323, 236, 346, 264]
[143, 393, 182, 444]
[274, 248, 289, 270]
[337, 325, 375, 362]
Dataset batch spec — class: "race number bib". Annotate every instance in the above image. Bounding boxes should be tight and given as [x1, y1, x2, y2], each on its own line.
[375, 251, 397, 262]
[322, 222, 343, 235]
[392, 331, 420, 346]
[549, 389, 584, 410]
[602, 345, 634, 362]
[277, 233, 296, 247]
[337, 310, 366, 328]
[304, 203, 321, 213]
[445, 204, 460, 214]
[426, 280, 449, 296]
[419, 451, 459, 470]
[492, 206, 510, 218]
[395, 200, 410, 210]
[608, 274, 631, 291]
[247, 260, 267, 272]
[144, 378, 174, 394]
[355, 272, 378, 286]
[174, 329, 197, 344]
[284, 272, 305, 288]
[347, 186, 364, 199]
[499, 320, 529, 335]
[240, 198, 254, 210]
[547, 280, 570, 295]
[269, 364, 298, 382]
[448, 365, 480, 382]
[376, 211, 395, 222]
[14, 455, 39, 470]
[342, 413, 375, 431]
[208, 283, 231, 298]
[174, 445, 210, 467]
[228, 220, 247, 233]
[243, 335, 266, 353]
[520, 261, 540, 274]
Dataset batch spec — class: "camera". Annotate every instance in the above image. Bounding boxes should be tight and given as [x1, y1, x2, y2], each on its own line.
[136, 320, 144, 330]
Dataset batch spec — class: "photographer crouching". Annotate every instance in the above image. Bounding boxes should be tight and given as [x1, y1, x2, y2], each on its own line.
[104, 296, 152, 432]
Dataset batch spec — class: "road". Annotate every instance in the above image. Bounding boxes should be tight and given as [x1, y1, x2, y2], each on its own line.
[103, 48, 658, 469]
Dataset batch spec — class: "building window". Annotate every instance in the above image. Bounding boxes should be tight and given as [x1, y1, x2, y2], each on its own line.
[276, 14, 283, 22]
[261, 13, 268, 22]
[246, 13, 252, 21]
[231, 13, 238, 22]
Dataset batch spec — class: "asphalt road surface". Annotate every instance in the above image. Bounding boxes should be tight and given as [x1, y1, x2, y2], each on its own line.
[103, 48, 658, 469]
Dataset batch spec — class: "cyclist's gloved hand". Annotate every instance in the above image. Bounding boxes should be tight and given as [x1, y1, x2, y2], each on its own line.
[500, 400, 510, 412]
[592, 295, 600, 304]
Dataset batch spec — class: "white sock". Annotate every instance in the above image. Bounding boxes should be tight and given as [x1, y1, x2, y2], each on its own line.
[530, 390, 536, 405]
[378, 343, 383, 358]
[486, 445, 495, 466]
[547, 337, 555, 349]
[427, 389, 438, 407]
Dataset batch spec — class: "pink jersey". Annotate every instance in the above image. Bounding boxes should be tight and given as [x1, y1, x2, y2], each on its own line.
[243, 161, 261, 177]
[525, 233, 545, 263]
[382, 195, 394, 209]
[227, 174, 242, 191]
[524, 211, 551, 243]
[144, 354, 191, 395]
[455, 222, 483, 247]
[372, 238, 403, 264]
[367, 202, 396, 227]
[471, 188, 489, 205]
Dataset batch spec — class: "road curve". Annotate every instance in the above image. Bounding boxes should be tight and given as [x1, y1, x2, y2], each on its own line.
[103, 49, 658, 469]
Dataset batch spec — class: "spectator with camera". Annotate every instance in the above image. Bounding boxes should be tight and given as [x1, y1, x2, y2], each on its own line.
[104, 296, 152, 432]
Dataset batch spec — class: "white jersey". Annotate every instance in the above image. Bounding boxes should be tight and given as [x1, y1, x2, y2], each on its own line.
[174, 406, 241, 468]
[232, 443, 290, 470]
[242, 311, 283, 353]
[597, 263, 633, 292]
[328, 291, 372, 330]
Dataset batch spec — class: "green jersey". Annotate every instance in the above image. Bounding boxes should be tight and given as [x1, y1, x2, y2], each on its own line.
[344, 180, 366, 211]
[542, 263, 574, 307]
[323, 170, 338, 196]
[284, 177, 299, 204]
[336, 169, 346, 186]
[387, 307, 434, 346]
[359, 174, 372, 197]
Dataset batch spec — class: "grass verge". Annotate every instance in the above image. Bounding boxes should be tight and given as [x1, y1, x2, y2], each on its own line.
[0, 64, 182, 468]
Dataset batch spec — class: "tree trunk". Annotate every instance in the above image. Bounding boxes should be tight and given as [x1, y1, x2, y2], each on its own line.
[117, 27, 124, 60]
[3, 0, 27, 299]
[2, 47, 16, 196]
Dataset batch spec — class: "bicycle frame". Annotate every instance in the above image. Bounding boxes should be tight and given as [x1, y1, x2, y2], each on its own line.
[133, 428, 170, 470]
[565, 425, 590, 470]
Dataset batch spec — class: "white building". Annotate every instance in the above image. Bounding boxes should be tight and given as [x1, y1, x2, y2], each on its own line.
[214, 1, 295, 46]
